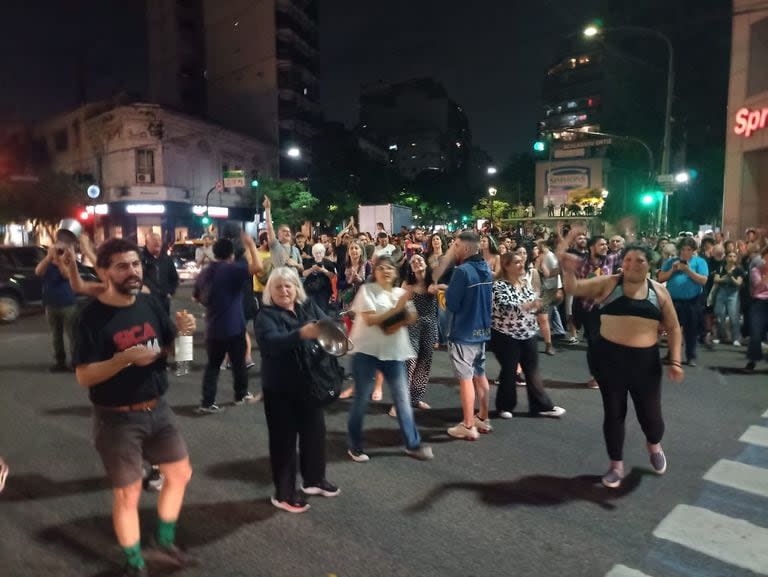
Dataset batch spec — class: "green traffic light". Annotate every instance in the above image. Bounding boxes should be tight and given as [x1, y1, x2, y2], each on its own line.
[533, 141, 546, 152]
[201, 215, 211, 225]
[251, 179, 259, 188]
[641, 194, 655, 206]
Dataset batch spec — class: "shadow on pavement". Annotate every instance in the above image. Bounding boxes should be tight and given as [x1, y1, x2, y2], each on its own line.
[1, 473, 109, 501]
[43, 406, 93, 417]
[543, 379, 596, 389]
[406, 468, 646, 513]
[38, 500, 276, 572]
[711, 365, 768, 375]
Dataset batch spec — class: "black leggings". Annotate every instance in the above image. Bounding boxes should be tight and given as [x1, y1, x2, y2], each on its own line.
[593, 338, 664, 461]
[490, 330, 554, 414]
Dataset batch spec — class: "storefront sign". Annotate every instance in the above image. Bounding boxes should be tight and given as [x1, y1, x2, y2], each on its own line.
[546, 166, 591, 191]
[192, 205, 229, 218]
[126, 204, 166, 214]
[733, 107, 768, 138]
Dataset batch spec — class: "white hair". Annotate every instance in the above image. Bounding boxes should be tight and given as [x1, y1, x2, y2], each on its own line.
[312, 242, 326, 260]
[262, 266, 308, 306]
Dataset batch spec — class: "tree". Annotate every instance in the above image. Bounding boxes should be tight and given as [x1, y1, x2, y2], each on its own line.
[245, 177, 318, 228]
[0, 171, 83, 229]
[471, 197, 511, 221]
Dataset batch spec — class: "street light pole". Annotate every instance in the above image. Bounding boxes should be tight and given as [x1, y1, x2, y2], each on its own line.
[584, 24, 675, 232]
[488, 187, 497, 229]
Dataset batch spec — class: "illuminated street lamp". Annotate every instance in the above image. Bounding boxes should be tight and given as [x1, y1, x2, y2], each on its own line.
[488, 186, 498, 227]
[287, 147, 301, 158]
[584, 22, 675, 231]
[674, 171, 690, 184]
[487, 166, 497, 175]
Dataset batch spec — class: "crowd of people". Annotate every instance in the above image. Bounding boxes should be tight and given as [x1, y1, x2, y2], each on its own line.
[26, 203, 768, 575]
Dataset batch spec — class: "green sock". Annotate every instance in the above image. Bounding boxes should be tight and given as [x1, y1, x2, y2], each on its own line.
[157, 519, 177, 548]
[123, 542, 145, 569]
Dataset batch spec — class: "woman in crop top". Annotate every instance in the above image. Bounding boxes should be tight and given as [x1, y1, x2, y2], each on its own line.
[558, 232, 684, 489]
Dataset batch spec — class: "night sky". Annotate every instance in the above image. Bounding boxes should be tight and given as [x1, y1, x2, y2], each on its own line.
[0, 0, 603, 163]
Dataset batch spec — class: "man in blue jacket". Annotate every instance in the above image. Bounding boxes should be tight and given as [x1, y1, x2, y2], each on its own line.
[435, 231, 494, 440]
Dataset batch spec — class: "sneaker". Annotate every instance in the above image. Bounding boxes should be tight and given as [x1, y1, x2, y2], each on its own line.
[732, 340, 741, 347]
[301, 480, 340, 497]
[566, 336, 579, 344]
[405, 445, 434, 461]
[649, 450, 667, 475]
[586, 378, 599, 389]
[745, 361, 756, 372]
[121, 563, 148, 577]
[447, 423, 480, 440]
[234, 392, 262, 405]
[270, 496, 310, 513]
[711, 338, 721, 345]
[144, 542, 199, 568]
[601, 468, 624, 488]
[195, 404, 223, 414]
[686, 359, 697, 367]
[473, 415, 493, 434]
[538, 406, 566, 418]
[245, 361, 256, 369]
[347, 449, 370, 462]
[515, 372, 526, 387]
[498, 411, 514, 419]
[143, 467, 164, 492]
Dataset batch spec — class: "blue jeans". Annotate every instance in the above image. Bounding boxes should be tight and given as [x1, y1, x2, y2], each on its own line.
[348, 353, 422, 451]
[437, 307, 450, 345]
[673, 297, 701, 362]
[747, 299, 768, 362]
[714, 289, 740, 340]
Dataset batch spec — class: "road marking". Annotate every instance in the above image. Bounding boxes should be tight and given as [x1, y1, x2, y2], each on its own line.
[703, 459, 768, 498]
[653, 505, 768, 575]
[605, 564, 654, 577]
[739, 425, 768, 448]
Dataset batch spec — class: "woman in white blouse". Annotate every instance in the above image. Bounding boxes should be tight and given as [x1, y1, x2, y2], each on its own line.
[490, 252, 566, 419]
[346, 256, 434, 463]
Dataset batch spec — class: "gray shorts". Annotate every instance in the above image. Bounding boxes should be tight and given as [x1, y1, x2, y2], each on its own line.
[449, 342, 487, 380]
[92, 398, 188, 488]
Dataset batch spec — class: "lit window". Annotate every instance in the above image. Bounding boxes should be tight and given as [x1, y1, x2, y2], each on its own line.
[136, 150, 155, 184]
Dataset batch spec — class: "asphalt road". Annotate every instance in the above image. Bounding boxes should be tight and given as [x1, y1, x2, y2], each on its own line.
[1, 287, 767, 577]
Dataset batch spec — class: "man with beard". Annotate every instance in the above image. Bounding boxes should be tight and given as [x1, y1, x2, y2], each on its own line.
[434, 231, 494, 440]
[72, 238, 197, 576]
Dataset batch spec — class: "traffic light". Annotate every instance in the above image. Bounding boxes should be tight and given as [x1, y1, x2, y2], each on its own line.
[533, 141, 546, 152]
[250, 170, 260, 189]
[200, 212, 211, 226]
[78, 209, 91, 221]
[641, 194, 655, 206]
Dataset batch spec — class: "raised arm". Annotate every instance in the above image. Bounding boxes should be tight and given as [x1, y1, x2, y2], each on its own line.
[263, 195, 276, 244]
[242, 232, 263, 275]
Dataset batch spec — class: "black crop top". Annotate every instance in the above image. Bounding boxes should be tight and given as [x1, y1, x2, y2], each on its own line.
[599, 276, 662, 321]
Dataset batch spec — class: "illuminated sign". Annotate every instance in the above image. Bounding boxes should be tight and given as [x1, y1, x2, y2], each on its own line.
[85, 204, 109, 215]
[734, 107, 768, 138]
[546, 166, 591, 191]
[192, 205, 229, 218]
[126, 204, 165, 214]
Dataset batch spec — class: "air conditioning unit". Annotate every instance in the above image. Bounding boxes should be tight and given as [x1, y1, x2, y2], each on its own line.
[136, 173, 152, 183]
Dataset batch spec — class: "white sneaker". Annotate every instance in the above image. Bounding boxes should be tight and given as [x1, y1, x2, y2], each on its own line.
[499, 411, 513, 419]
[234, 392, 262, 405]
[447, 423, 479, 440]
[473, 415, 493, 433]
[538, 406, 566, 418]
[732, 340, 741, 347]
[405, 445, 434, 460]
[711, 338, 720, 345]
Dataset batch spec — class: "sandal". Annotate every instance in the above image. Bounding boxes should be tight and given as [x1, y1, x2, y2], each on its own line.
[415, 401, 431, 410]
[371, 389, 383, 401]
[339, 387, 355, 399]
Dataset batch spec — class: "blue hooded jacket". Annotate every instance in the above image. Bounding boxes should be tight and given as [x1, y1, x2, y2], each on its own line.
[445, 254, 493, 344]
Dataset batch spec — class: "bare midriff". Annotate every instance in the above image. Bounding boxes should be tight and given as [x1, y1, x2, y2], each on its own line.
[600, 315, 660, 348]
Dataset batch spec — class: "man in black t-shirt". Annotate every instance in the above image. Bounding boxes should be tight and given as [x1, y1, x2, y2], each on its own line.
[73, 238, 196, 576]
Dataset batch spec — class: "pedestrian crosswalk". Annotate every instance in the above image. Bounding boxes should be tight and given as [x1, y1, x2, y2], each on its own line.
[605, 411, 768, 577]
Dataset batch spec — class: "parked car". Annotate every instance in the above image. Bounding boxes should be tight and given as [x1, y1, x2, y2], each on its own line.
[169, 240, 205, 281]
[0, 246, 97, 323]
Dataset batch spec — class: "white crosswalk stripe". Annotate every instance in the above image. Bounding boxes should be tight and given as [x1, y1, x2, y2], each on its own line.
[605, 564, 655, 577]
[704, 459, 768, 498]
[653, 504, 768, 576]
[739, 425, 768, 448]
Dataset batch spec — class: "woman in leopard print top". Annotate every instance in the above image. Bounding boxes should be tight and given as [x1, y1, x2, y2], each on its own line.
[490, 252, 566, 419]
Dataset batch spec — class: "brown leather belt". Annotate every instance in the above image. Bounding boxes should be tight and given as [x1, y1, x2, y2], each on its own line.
[96, 398, 159, 413]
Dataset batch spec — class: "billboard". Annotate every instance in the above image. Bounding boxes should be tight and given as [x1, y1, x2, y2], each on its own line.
[535, 158, 606, 212]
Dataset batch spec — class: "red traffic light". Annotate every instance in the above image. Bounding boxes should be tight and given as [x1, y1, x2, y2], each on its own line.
[78, 210, 91, 221]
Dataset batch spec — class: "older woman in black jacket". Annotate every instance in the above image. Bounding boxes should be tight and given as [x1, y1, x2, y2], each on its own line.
[254, 266, 339, 513]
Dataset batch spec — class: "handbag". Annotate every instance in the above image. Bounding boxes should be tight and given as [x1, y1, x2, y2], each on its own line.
[296, 340, 344, 406]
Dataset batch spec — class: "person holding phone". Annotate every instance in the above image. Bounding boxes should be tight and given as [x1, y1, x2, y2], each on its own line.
[657, 237, 709, 366]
